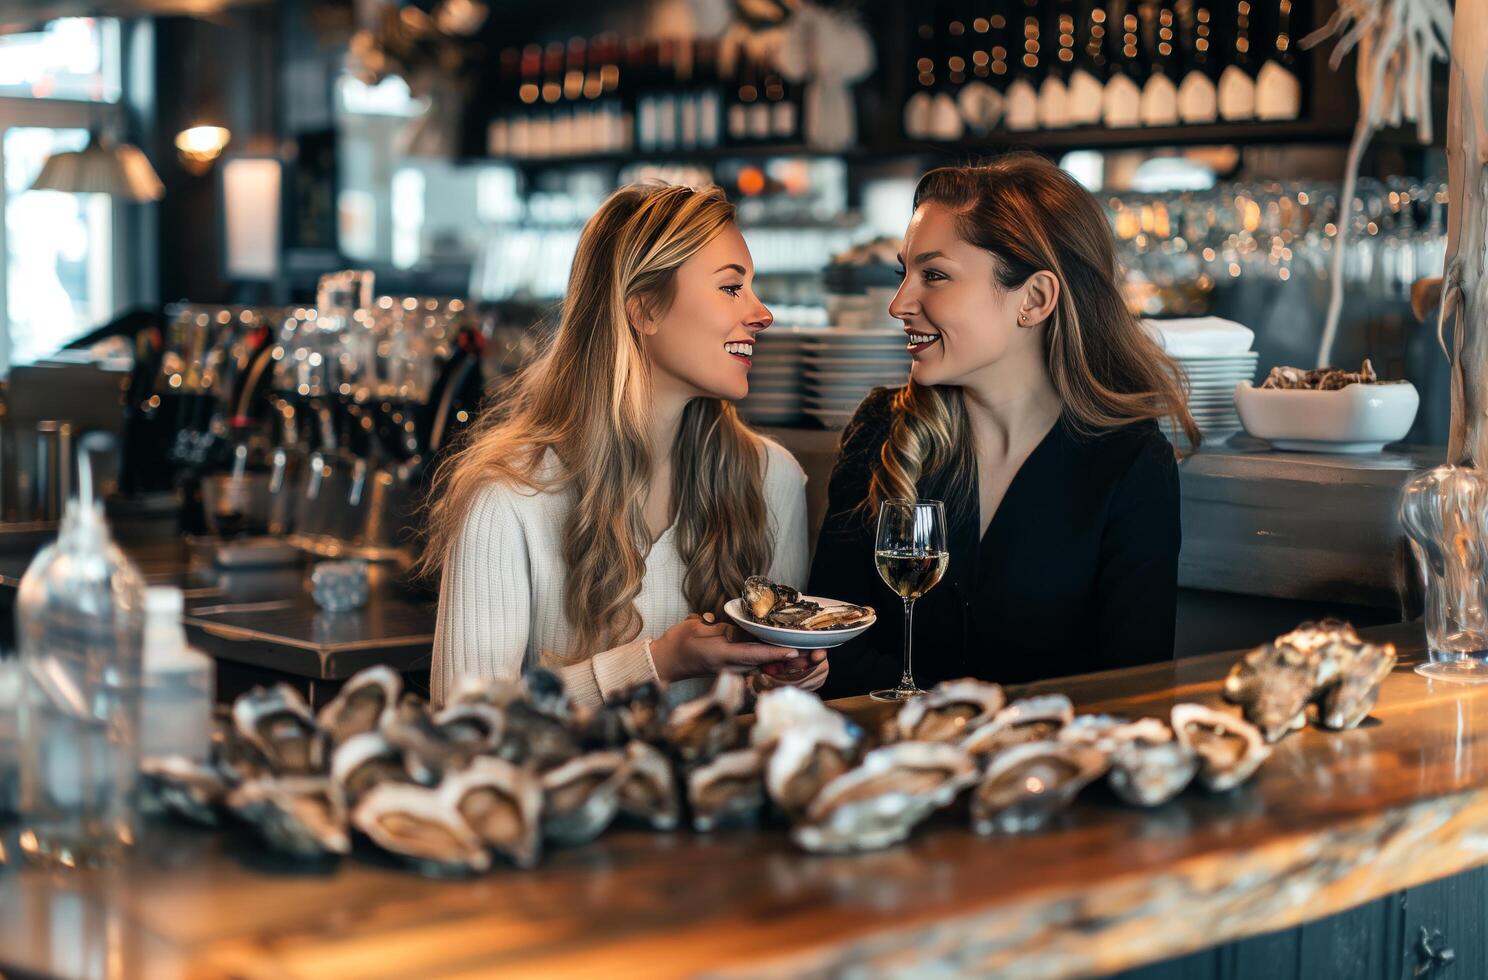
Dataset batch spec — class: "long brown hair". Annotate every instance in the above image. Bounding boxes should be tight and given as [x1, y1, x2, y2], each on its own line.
[420, 183, 772, 656]
[867, 154, 1198, 514]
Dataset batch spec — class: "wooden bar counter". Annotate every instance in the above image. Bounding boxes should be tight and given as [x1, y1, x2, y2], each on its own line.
[5, 621, 1488, 979]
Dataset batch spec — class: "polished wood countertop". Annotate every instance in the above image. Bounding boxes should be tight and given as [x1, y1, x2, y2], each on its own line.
[5, 621, 1487, 978]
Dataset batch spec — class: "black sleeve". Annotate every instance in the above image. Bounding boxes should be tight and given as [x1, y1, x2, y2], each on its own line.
[808, 389, 904, 699]
[1092, 430, 1181, 670]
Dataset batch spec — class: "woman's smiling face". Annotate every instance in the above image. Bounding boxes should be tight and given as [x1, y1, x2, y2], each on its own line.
[890, 202, 1041, 388]
[639, 223, 773, 402]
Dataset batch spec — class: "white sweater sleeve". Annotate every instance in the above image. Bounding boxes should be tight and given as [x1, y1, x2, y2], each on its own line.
[430, 484, 660, 708]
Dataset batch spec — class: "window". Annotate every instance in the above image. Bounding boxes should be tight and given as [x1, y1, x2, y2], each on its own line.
[3, 128, 114, 372]
[0, 18, 134, 377]
[0, 18, 121, 102]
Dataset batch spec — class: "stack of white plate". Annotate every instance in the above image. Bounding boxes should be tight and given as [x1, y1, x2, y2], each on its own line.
[1161, 351, 1260, 447]
[802, 329, 912, 429]
[738, 327, 818, 426]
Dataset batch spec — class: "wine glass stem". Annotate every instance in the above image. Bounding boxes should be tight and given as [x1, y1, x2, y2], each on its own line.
[900, 597, 916, 691]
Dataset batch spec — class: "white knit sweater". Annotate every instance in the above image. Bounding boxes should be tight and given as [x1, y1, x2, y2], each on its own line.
[430, 439, 809, 708]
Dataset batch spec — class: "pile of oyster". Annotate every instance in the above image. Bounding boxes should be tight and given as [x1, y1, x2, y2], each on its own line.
[742, 575, 873, 631]
[1221, 620, 1397, 743]
[1260, 358, 1405, 391]
[142, 656, 1292, 870]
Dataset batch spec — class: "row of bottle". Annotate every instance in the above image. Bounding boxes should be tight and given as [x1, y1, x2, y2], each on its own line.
[485, 37, 802, 160]
[903, 0, 1304, 138]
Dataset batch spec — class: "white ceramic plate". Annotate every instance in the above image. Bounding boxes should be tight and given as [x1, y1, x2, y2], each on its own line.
[723, 596, 876, 649]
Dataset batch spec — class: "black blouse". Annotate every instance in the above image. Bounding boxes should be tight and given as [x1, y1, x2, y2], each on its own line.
[809, 386, 1181, 698]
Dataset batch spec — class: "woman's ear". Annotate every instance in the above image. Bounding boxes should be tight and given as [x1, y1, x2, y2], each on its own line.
[1019, 270, 1060, 328]
[626, 296, 658, 337]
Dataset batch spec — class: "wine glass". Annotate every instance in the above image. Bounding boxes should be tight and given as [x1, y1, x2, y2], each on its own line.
[872, 498, 949, 702]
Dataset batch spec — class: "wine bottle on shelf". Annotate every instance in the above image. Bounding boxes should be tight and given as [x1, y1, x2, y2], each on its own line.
[1005, 0, 1042, 131]
[764, 64, 799, 143]
[1038, 0, 1076, 128]
[1218, 0, 1257, 120]
[1139, 0, 1181, 126]
[1102, 3, 1143, 127]
[956, 1, 1005, 134]
[1255, 0, 1301, 120]
[695, 39, 723, 148]
[510, 44, 542, 157]
[930, 8, 966, 140]
[635, 40, 660, 151]
[1067, 0, 1108, 125]
[904, 18, 937, 139]
[747, 57, 772, 140]
[1177, 2, 1220, 123]
[595, 34, 630, 153]
[487, 47, 520, 156]
[676, 39, 699, 150]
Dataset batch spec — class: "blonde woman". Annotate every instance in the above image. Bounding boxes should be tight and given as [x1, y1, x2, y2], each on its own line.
[424, 183, 825, 708]
[811, 155, 1198, 697]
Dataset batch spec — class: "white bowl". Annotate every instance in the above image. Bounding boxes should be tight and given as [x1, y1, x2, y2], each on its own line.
[723, 596, 876, 649]
[1233, 380, 1420, 453]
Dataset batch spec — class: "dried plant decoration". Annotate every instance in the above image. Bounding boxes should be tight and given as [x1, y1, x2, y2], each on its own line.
[1301, 0, 1453, 369]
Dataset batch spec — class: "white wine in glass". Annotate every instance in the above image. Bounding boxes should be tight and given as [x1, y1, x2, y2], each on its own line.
[872, 498, 948, 702]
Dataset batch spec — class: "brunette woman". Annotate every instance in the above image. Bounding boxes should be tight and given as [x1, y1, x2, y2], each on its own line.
[424, 183, 826, 708]
[810, 155, 1198, 697]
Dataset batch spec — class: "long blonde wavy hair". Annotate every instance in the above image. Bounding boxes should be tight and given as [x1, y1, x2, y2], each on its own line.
[420, 183, 772, 656]
[866, 155, 1199, 515]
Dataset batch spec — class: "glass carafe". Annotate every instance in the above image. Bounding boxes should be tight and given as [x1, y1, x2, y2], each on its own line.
[1399, 464, 1488, 681]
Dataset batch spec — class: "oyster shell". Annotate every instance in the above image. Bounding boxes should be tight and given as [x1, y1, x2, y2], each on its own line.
[433, 702, 506, 754]
[663, 672, 747, 765]
[382, 694, 470, 782]
[1222, 640, 1316, 742]
[688, 748, 766, 831]
[750, 686, 853, 750]
[608, 681, 671, 744]
[1318, 640, 1396, 731]
[442, 757, 544, 869]
[140, 756, 227, 826]
[496, 701, 581, 771]
[227, 776, 351, 858]
[331, 731, 414, 804]
[317, 666, 401, 746]
[1058, 714, 1172, 754]
[1172, 704, 1271, 792]
[791, 742, 977, 854]
[352, 782, 491, 876]
[541, 750, 629, 845]
[894, 678, 1007, 743]
[796, 604, 874, 630]
[970, 740, 1107, 834]
[1107, 737, 1198, 807]
[522, 667, 574, 722]
[617, 740, 681, 831]
[765, 722, 857, 818]
[743, 575, 799, 620]
[231, 684, 329, 776]
[959, 694, 1075, 761]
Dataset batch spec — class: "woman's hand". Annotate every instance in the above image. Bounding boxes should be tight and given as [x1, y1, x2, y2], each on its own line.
[649, 614, 802, 682]
[754, 649, 829, 693]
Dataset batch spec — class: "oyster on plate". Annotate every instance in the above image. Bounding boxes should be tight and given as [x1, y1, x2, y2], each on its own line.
[331, 731, 416, 804]
[740, 575, 873, 630]
[959, 694, 1075, 762]
[688, 748, 766, 831]
[441, 757, 544, 869]
[1171, 704, 1271, 792]
[617, 740, 681, 831]
[893, 678, 1007, 743]
[540, 750, 630, 846]
[317, 666, 401, 746]
[970, 740, 1108, 834]
[791, 742, 978, 854]
[227, 776, 351, 858]
[663, 672, 747, 765]
[351, 782, 491, 876]
[231, 684, 329, 776]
